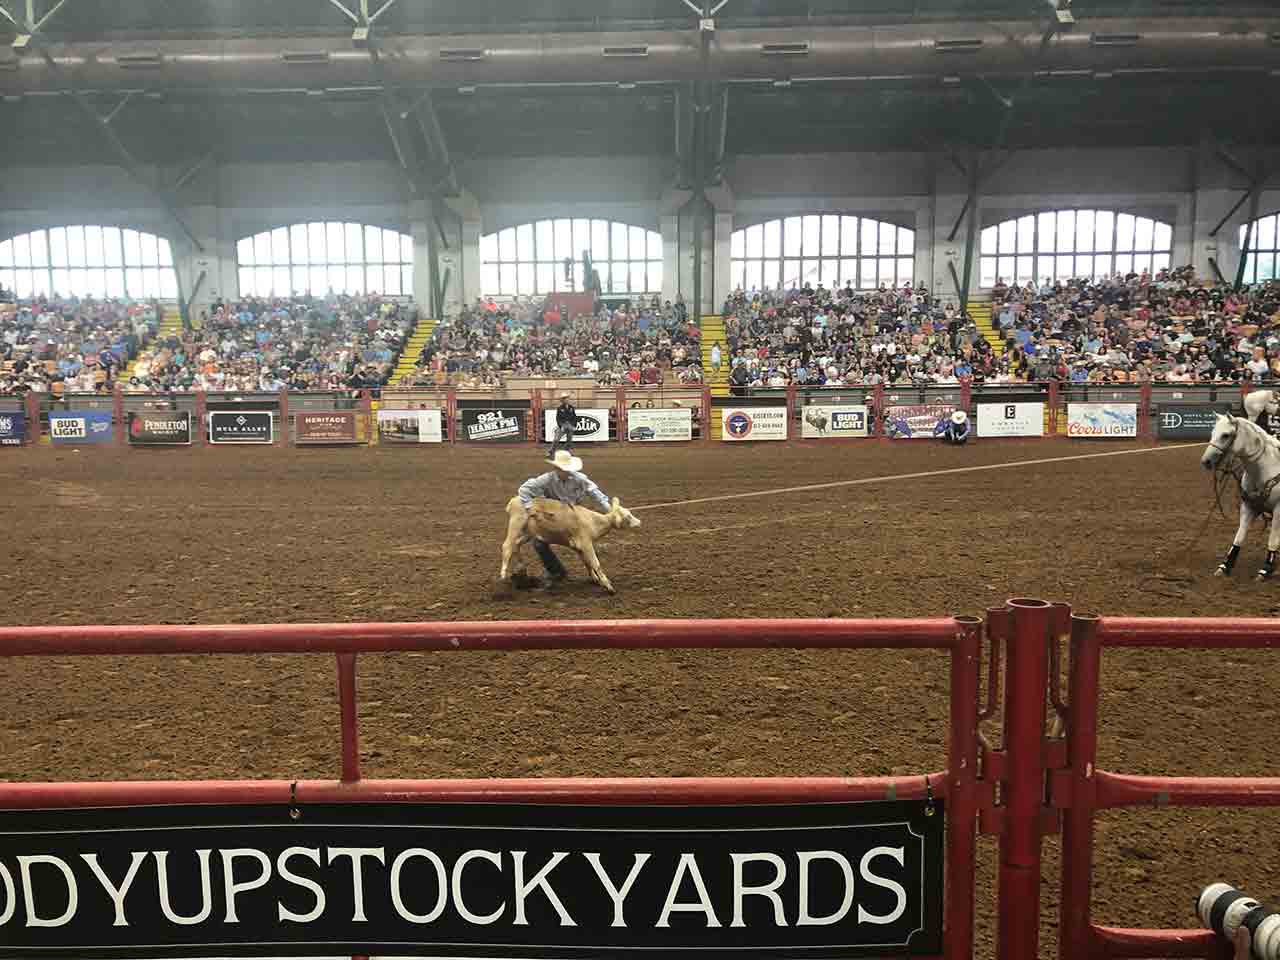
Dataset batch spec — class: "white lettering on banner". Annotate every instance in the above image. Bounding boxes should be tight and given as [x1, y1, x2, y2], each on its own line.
[627, 408, 693, 442]
[389, 848, 447, 924]
[154, 850, 213, 925]
[511, 851, 575, 927]
[326, 847, 385, 923]
[858, 847, 908, 925]
[796, 851, 855, 926]
[583, 852, 650, 928]
[49, 417, 86, 439]
[544, 408, 610, 442]
[1066, 402, 1138, 438]
[656, 853, 722, 928]
[276, 847, 326, 924]
[731, 853, 788, 928]
[80, 852, 146, 928]
[220, 849, 270, 923]
[801, 404, 869, 438]
[0, 861, 13, 925]
[451, 850, 505, 925]
[976, 402, 1045, 438]
[721, 407, 788, 441]
[18, 855, 78, 928]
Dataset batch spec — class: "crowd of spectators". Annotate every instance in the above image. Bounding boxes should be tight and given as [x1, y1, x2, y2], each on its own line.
[402, 294, 704, 389]
[0, 292, 415, 396]
[0, 297, 155, 396]
[718, 266, 1280, 391]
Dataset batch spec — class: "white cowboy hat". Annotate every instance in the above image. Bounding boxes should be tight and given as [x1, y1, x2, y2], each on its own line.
[952, 410, 968, 424]
[547, 450, 583, 472]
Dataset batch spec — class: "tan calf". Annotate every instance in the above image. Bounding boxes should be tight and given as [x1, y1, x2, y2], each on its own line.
[499, 496, 641, 594]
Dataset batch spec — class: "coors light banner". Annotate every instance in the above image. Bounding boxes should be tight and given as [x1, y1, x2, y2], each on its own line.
[127, 411, 192, 445]
[0, 800, 942, 958]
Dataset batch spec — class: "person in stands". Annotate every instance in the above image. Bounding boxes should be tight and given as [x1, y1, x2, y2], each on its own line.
[548, 391, 576, 456]
[941, 409, 971, 445]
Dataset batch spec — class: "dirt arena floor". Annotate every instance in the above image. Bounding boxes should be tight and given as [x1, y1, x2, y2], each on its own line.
[2, 437, 1279, 957]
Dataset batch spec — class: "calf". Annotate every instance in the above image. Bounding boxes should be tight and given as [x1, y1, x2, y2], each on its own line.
[499, 496, 641, 594]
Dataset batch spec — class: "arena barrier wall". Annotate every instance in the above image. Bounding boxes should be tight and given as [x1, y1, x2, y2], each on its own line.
[6, 382, 1267, 448]
[2, 601, 1278, 959]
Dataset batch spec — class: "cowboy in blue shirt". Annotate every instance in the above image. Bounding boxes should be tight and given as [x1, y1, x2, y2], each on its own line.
[941, 410, 971, 445]
[517, 450, 612, 587]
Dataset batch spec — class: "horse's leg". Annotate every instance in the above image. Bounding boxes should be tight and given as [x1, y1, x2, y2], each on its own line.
[1258, 511, 1280, 580]
[581, 542, 614, 594]
[1216, 501, 1254, 576]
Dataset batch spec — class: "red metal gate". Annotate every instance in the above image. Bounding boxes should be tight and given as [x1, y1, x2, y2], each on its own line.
[2, 603, 1279, 958]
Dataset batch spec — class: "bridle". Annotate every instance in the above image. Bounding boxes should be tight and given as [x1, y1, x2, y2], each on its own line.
[1207, 423, 1238, 457]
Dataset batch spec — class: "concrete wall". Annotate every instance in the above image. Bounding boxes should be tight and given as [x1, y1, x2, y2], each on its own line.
[1, 145, 1276, 319]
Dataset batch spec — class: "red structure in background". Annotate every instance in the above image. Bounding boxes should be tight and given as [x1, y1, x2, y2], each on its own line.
[1, 602, 1279, 959]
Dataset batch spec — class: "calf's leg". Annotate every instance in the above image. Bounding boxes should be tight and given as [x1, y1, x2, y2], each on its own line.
[580, 541, 614, 594]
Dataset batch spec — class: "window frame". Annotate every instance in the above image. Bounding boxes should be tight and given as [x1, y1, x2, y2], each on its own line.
[728, 214, 915, 293]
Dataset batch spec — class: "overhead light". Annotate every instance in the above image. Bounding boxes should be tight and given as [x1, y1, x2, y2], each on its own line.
[11, 34, 31, 49]
[351, 25, 369, 47]
[942, 75, 961, 85]
[617, 81, 636, 90]
[458, 85, 476, 94]
[772, 78, 791, 88]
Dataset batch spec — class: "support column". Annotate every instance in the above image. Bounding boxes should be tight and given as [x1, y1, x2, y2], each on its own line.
[660, 213, 679, 304]
[459, 217, 481, 307]
[932, 194, 972, 306]
[915, 205, 935, 292]
[712, 211, 732, 312]
[175, 204, 220, 323]
[1195, 188, 1249, 285]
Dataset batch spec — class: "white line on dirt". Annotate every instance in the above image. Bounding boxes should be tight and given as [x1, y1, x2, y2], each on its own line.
[631, 443, 1202, 512]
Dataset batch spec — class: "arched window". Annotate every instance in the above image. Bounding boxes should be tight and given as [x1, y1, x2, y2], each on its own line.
[980, 210, 1172, 288]
[480, 219, 662, 297]
[0, 226, 178, 300]
[730, 215, 913, 292]
[236, 222, 413, 297]
[1239, 214, 1279, 284]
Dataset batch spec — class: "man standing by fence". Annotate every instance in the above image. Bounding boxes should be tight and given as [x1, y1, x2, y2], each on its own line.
[549, 392, 576, 456]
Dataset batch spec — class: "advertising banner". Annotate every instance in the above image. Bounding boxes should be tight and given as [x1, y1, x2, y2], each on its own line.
[1155, 404, 1233, 440]
[295, 411, 365, 445]
[378, 408, 444, 443]
[208, 411, 274, 444]
[48, 410, 114, 445]
[0, 799, 943, 959]
[976, 402, 1045, 438]
[127, 411, 191, 446]
[1066, 402, 1138, 438]
[463, 408, 527, 443]
[0, 410, 24, 446]
[801, 404, 869, 438]
[721, 406, 788, 441]
[543, 408, 610, 442]
[627, 407, 693, 442]
[884, 404, 956, 440]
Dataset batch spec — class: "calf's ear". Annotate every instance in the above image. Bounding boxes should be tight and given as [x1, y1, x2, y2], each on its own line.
[611, 496, 620, 510]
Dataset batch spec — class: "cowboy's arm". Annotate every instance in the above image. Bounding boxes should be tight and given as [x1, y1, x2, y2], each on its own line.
[518, 473, 552, 508]
[578, 474, 612, 512]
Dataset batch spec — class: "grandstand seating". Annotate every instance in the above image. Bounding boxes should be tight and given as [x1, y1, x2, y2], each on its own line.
[389, 316, 438, 386]
[966, 295, 1005, 356]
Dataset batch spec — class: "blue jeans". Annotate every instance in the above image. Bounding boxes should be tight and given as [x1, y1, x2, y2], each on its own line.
[548, 425, 574, 455]
[534, 540, 567, 578]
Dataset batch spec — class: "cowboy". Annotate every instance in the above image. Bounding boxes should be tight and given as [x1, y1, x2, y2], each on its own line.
[941, 410, 971, 445]
[548, 391, 576, 456]
[517, 450, 612, 587]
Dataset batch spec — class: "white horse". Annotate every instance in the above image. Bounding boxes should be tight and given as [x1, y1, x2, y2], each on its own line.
[1244, 389, 1280, 430]
[1201, 413, 1280, 579]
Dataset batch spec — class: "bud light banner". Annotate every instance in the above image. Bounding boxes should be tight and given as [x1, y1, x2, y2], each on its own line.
[48, 410, 114, 445]
[462, 408, 527, 443]
[1155, 404, 1233, 440]
[0, 411, 25, 446]
[543, 408, 610, 442]
[127, 411, 192, 445]
[1066, 402, 1137, 438]
[801, 404, 869, 438]
[883, 404, 956, 440]
[208, 411, 274, 444]
[721, 406, 788, 441]
[0, 799, 943, 958]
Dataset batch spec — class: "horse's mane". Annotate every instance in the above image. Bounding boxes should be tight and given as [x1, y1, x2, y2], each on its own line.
[1233, 416, 1280, 457]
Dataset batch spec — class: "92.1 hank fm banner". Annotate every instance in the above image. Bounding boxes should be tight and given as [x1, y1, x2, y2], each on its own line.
[0, 800, 942, 959]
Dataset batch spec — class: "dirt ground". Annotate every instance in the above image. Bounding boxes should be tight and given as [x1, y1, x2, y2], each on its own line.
[2, 437, 1278, 958]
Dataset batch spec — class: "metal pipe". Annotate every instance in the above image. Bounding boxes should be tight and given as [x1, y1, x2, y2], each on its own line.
[1095, 617, 1280, 648]
[4, 19, 1278, 92]
[1091, 926, 1231, 959]
[1058, 614, 1101, 960]
[945, 616, 982, 960]
[0, 616, 963, 655]
[0, 772, 952, 809]
[337, 653, 361, 783]
[1094, 771, 1280, 809]
[997, 598, 1052, 960]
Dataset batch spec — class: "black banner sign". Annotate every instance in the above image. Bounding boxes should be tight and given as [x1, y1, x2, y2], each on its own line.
[208, 411, 273, 444]
[0, 800, 942, 958]
[462, 408, 527, 443]
[1155, 403, 1233, 440]
[127, 411, 192, 445]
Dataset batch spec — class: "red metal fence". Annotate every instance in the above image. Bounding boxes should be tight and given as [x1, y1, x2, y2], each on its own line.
[1, 602, 1278, 958]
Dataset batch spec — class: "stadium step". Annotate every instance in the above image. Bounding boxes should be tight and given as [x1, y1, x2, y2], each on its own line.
[389, 316, 438, 385]
[699, 314, 730, 402]
[121, 301, 181, 381]
[966, 296, 1005, 356]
